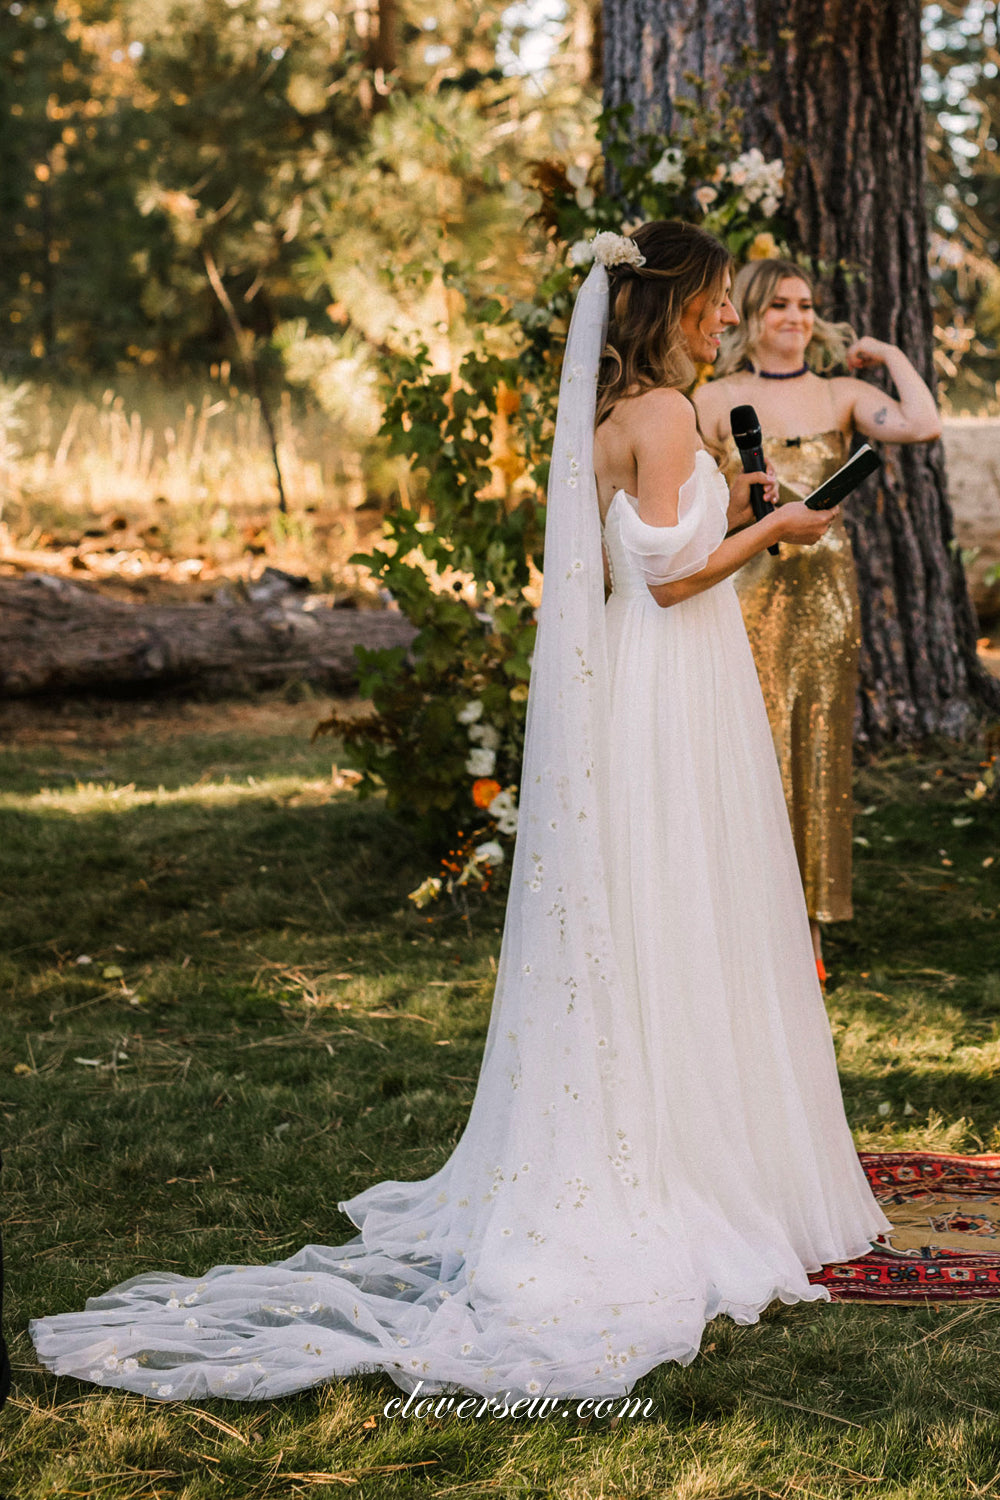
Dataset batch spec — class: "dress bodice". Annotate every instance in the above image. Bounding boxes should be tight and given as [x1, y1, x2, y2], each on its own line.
[602, 449, 730, 600]
[719, 428, 848, 504]
[719, 427, 855, 576]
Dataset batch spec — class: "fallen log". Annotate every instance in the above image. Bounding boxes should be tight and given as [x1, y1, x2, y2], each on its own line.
[0, 573, 415, 697]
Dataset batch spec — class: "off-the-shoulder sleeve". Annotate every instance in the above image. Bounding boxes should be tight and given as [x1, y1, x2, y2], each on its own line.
[614, 452, 729, 585]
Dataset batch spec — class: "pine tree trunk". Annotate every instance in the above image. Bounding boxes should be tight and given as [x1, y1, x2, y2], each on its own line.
[370, 0, 398, 76]
[602, 0, 1000, 745]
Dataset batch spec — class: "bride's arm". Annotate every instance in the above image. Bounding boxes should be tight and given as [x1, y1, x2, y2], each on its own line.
[630, 390, 803, 607]
[633, 391, 773, 526]
[649, 501, 837, 607]
[631, 390, 702, 526]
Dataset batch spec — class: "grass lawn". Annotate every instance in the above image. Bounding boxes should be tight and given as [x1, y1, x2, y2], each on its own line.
[0, 693, 999, 1500]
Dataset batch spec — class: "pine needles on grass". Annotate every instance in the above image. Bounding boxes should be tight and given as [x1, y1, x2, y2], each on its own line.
[0, 699, 998, 1499]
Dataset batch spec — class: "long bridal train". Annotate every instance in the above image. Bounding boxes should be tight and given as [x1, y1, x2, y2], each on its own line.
[31, 264, 888, 1403]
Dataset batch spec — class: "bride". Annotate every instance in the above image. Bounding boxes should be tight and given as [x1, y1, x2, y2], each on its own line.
[31, 221, 889, 1403]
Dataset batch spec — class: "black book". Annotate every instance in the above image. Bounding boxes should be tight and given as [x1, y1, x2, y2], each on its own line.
[803, 443, 882, 510]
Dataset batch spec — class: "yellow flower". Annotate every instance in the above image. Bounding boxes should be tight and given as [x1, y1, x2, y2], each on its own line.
[408, 877, 442, 909]
[747, 231, 778, 261]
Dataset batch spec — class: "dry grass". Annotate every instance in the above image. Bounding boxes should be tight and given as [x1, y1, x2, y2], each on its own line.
[0, 375, 390, 603]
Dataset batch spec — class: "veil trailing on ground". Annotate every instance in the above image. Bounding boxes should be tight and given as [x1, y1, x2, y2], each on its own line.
[32, 263, 702, 1401]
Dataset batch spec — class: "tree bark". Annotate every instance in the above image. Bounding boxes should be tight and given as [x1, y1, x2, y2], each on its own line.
[569, 0, 603, 88]
[602, 0, 1000, 745]
[370, 0, 398, 75]
[0, 576, 414, 698]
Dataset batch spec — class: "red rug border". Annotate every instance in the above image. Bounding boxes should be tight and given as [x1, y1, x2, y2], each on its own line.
[807, 1151, 1000, 1304]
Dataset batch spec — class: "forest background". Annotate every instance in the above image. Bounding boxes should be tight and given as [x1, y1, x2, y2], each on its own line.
[1, 0, 998, 516]
[3, 0, 1000, 859]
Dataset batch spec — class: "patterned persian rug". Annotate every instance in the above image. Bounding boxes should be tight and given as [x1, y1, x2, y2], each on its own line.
[809, 1152, 1000, 1302]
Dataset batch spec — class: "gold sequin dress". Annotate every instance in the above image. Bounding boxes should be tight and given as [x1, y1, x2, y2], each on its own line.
[723, 429, 860, 924]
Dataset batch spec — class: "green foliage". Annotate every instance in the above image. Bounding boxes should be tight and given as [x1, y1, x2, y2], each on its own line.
[125, 0, 352, 360]
[0, 0, 991, 413]
[0, 0, 125, 366]
[281, 63, 579, 498]
[0, 0, 555, 381]
[551, 83, 787, 259]
[336, 332, 539, 842]
[340, 81, 788, 878]
[0, 0, 598, 530]
[0, 0, 355, 370]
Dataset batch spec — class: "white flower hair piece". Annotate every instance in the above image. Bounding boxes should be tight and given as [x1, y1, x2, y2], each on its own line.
[589, 231, 645, 270]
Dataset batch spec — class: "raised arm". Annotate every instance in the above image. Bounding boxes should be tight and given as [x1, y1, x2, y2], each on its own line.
[833, 338, 942, 444]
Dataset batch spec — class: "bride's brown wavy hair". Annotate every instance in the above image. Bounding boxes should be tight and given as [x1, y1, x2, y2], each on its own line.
[595, 220, 732, 428]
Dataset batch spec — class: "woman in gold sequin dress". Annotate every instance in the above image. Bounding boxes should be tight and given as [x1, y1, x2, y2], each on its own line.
[694, 260, 940, 980]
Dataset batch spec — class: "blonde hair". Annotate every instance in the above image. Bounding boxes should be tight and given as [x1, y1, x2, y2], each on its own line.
[715, 259, 856, 377]
[595, 220, 732, 427]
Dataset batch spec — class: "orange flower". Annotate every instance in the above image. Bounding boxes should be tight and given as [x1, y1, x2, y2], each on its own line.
[495, 451, 526, 484]
[472, 777, 501, 809]
[496, 383, 521, 417]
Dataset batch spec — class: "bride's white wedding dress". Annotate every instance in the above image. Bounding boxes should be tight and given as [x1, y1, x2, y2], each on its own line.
[31, 266, 889, 1404]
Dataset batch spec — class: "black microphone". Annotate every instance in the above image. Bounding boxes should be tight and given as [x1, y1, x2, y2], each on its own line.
[730, 404, 779, 556]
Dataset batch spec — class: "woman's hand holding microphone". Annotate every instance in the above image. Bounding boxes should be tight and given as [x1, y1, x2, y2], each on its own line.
[727, 463, 838, 548]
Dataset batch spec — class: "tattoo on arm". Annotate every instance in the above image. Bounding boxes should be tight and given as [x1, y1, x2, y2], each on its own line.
[874, 406, 888, 426]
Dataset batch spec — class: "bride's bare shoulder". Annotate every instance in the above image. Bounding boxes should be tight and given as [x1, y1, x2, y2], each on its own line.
[596, 387, 695, 456]
[612, 386, 696, 435]
[630, 385, 694, 415]
[594, 389, 696, 517]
